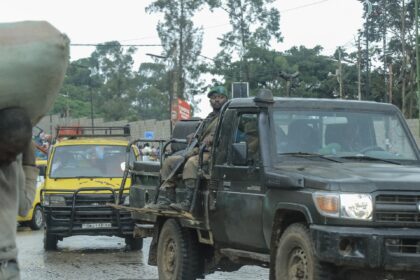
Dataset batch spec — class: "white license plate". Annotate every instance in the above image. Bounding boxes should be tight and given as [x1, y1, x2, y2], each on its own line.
[82, 223, 111, 229]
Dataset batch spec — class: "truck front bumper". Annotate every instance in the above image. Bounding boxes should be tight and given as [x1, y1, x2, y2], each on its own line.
[311, 225, 420, 272]
[44, 205, 134, 238]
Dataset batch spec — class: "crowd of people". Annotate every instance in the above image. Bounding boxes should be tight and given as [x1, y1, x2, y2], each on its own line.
[138, 143, 160, 162]
[33, 129, 52, 160]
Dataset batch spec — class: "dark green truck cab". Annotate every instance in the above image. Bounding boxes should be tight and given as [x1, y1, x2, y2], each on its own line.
[128, 91, 420, 280]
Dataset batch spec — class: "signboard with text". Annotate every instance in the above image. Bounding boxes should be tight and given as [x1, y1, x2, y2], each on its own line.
[171, 98, 191, 122]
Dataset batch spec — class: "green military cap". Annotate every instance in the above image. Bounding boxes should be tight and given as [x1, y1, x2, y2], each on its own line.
[207, 85, 229, 98]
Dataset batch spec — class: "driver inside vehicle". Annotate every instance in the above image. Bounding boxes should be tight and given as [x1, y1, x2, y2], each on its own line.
[340, 122, 365, 152]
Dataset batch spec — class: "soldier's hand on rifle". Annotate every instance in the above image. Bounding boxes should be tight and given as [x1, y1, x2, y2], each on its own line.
[203, 135, 213, 147]
[186, 133, 194, 144]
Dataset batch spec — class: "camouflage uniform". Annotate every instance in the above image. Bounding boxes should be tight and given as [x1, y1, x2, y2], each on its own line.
[150, 85, 227, 211]
[161, 110, 219, 184]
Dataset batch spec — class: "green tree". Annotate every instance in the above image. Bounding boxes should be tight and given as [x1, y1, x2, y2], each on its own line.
[209, 0, 282, 82]
[146, 0, 205, 100]
[89, 41, 138, 121]
[52, 59, 98, 118]
[134, 62, 171, 120]
[358, 0, 418, 117]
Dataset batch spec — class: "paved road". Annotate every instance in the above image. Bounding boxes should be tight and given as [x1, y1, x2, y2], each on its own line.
[17, 227, 269, 280]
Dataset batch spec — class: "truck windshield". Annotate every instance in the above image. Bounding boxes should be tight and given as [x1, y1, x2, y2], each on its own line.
[273, 109, 418, 162]
[50, 145, 134, 178]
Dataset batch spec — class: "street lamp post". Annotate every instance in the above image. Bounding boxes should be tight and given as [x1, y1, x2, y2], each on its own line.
[415, 0, 419, 136]
[146, 53, 173, 132]
[90, 85, 94, 128]
[74, 63, 94, 128]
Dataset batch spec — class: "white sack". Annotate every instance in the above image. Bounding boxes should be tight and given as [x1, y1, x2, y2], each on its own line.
[0, 21, 70, 124]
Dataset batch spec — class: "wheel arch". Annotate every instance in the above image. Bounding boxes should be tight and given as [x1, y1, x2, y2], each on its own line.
[268, 204, 312, 280]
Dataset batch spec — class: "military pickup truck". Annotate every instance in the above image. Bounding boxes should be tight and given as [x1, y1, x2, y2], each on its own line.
[121, 90, 420, 280]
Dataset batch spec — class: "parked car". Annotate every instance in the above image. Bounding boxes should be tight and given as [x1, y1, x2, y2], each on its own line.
[17, 159, 47, 230]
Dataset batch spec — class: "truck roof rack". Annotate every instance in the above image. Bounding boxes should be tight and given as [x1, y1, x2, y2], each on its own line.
[55, 125, 131, 139]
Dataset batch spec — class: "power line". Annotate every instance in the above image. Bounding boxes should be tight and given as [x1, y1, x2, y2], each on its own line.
[280, 0, 331, 13]
[70, 43, 162, 47]
[91, 1, 333, 45]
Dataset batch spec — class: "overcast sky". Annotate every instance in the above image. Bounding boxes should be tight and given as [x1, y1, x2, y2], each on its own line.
[3, 0, 364, 117]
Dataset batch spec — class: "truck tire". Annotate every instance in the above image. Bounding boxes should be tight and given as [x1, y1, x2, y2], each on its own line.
[157, 219, 201, 280]
[43, 230, 58, 251]
[29, 205, 44, 230]
[125, 236, 143, 251]
[275, 223, 335, 280]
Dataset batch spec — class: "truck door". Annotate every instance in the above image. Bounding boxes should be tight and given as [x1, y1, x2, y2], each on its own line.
[210, 110, 266, 251]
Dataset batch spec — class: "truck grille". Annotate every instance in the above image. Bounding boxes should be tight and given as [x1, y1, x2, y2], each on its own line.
[375, 194, 420, 224]
[64, 194, 116, 206]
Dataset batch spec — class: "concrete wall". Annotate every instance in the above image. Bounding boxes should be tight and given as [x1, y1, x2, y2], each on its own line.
[36, 114, 172, 141]
[37, 114, 420, 148]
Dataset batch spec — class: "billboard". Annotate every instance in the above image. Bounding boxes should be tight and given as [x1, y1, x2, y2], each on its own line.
[171, 98, 191, 122]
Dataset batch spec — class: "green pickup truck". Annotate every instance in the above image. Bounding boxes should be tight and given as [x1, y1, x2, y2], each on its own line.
[124, 90, 420, 280]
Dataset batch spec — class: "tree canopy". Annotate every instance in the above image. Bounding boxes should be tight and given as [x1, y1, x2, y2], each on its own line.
[52, 1, 419, 121]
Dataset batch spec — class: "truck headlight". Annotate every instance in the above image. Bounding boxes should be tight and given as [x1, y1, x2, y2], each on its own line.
[340, 194, 372, 220]
[313, 192, 372, 221]
[43, 195, 66, 207]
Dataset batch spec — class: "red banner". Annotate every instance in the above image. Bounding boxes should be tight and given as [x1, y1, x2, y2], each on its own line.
[171, 98, 191, 121]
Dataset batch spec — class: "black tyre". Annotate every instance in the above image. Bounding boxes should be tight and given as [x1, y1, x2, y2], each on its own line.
[157, 219, 202, 280]
[125, 236, 143, 251]
[275, 223, 335, 280]
[43, 230, 58, 251]
[29, 205, 44, 230]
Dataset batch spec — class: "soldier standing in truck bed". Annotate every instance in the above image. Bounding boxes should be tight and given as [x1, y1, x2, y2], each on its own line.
[147, 86, 229, 211]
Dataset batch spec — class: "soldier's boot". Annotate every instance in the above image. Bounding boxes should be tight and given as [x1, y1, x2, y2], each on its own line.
[170, 179, 195, 212]
[144, 185, 176, 210]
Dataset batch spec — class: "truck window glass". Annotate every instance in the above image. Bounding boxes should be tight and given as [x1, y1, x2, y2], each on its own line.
[214, 109, 236, 165]
[50, 145, 134, 178]
[273, 109, 417, 161]
[233, 113, 259, 164]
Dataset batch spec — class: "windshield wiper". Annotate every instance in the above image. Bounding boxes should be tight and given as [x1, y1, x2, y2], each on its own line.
[339, 155, 401, 165]
[279, 152, 343, 163]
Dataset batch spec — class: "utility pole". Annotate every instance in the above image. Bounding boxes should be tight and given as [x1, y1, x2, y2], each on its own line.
[90, 88, 94, 128]
[383, 0, 388, 102]
[365, 18, 371, 100]
[389, 64, 393, 103]
[415, 0, 419, 136]
[364, 1, 372, 100]
[338, 47, 343, 99]
[357, 33, 362, 100]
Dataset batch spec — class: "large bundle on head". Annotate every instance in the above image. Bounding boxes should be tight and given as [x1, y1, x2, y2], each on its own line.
[0, 21, 70, 124]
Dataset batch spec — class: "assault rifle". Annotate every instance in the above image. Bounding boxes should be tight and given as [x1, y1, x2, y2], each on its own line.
[153, 119, 206, 204]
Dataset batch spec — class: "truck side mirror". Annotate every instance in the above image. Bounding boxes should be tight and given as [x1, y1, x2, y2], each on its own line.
[232, 142, 248, 166]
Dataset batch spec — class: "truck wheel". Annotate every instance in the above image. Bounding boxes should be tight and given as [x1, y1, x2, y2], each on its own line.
[29, 205, 44, 230]
[275, 223, 334, 280]
[157, 219, 201, 280]
[125, 236, 143, 251]
[43, 230, 58, 251]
